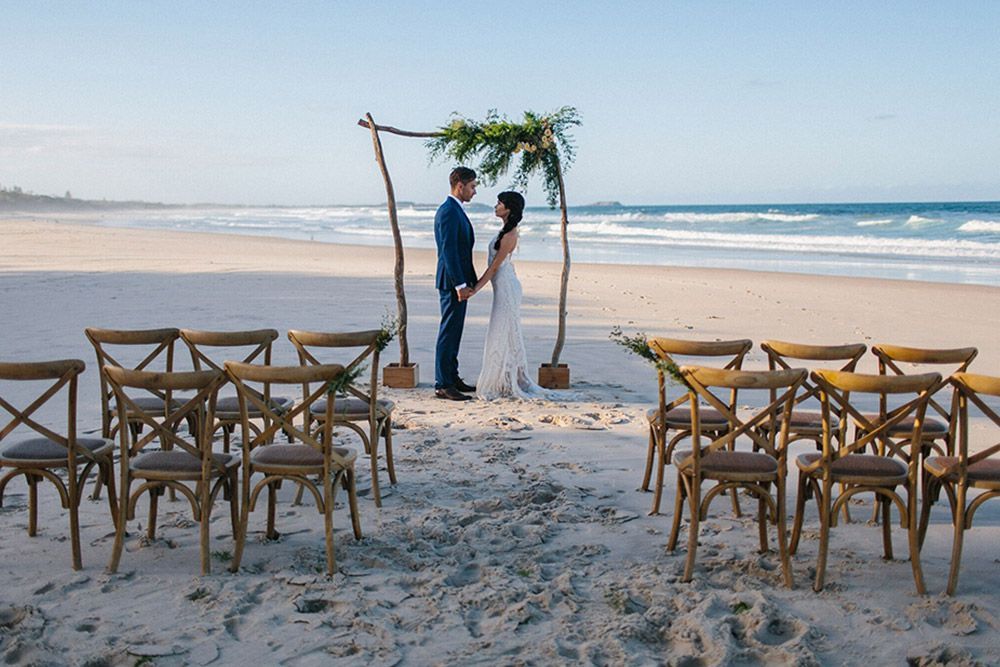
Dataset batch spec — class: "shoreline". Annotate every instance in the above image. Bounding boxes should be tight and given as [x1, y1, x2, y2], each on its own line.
[6, 215, 1000, 293]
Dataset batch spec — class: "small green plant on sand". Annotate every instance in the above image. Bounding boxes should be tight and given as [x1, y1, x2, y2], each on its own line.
[211, 549, 232, 563]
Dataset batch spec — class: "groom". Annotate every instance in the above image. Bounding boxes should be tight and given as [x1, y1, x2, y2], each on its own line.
[434, 166, 479, 401]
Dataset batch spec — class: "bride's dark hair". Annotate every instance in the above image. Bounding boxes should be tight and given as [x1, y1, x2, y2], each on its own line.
[494, 191, 525, 250]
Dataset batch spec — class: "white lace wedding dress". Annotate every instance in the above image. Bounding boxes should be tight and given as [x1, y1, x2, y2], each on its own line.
[477, 235, 554, 400]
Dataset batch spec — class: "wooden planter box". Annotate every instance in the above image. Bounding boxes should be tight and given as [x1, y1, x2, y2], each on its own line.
[383, 363, 419, 388]
[538, 363, 570, 389]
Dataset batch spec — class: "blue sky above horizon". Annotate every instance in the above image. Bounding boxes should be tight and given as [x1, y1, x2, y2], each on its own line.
[2, 2, 999, 206]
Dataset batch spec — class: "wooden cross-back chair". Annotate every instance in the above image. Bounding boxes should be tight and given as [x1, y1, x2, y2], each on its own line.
[667, 366, 807, 587]
[85, 327, 190, 441]
[287, 329, 396, 508]
[759, 341, 867, 450]
[790, 370, 940, 594]
[871, 344, 978, 457]
[225, 361, 362, 576]
[104, 367, 238, 575]
[919, 372, 1000, 595]
[0, 359, 118, 570]
[643, 337, 752, 516]
[179, 329, 294, 452]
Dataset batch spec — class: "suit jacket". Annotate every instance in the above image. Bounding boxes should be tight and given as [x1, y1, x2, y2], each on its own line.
[434, 197, 477, 291]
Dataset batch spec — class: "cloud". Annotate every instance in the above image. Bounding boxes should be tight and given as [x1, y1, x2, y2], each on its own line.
[870, 113, 897, 121]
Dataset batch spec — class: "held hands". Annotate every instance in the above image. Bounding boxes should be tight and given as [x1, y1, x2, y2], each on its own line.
[457, 286, 475, 301]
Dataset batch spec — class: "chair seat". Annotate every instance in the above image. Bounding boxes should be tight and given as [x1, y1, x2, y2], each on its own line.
[861, 414, 949, 435]
[214, 395, 294, 417]
[251, 444, 356, 470]
[796, 452, 907, 480]
[0, 437, 112, 464]
[125, 396, 187, 412]
[646, 407, 729, 428]
[925, 456, 1000, 483]
[310, 397, 394, 419]
[131, 450, 237, 474]
[675, 449, 778, 475]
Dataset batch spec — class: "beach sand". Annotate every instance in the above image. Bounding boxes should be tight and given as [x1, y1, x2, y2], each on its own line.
[1, 217, 999, 665]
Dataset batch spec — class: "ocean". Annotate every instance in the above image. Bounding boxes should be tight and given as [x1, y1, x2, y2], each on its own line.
[93, 200, 1000, 287]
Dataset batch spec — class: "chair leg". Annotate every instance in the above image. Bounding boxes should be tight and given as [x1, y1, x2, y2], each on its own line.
[347, 468, 362, 540]
[918, 478, 938, 549]
[228, 472, 240, 542]
[200, 478, 212, 576]
[946, 485, 967, 596]
[667, 471, 686, 552]
[776, 476, 793, 588]
[757, 484, 769, 553]
[790, 471, 809, 555]
[230, 472, 251, 574]
[682, 476, 701, 583]
[814, 477, 834, 592]
[881, 496, 894, 560]
[907, 489, 926, 595]
[384, 421, 397, 485]
[323, 472, 336, 576]
[102, 461, 120, 529]
[266, 482, 279, 540]
[107, 467, 131, 573]
[27, 474, 38, 537]
[641, 425, 656, 491]
[67, 468, 83, 571]
[650, 433, 668, 515]
[147, 487, 161, 539]
[369, 432, 382, 509]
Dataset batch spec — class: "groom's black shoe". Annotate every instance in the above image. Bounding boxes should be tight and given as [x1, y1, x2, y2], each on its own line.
[454, 378, 477, 393]
[435, 387, 472, 401]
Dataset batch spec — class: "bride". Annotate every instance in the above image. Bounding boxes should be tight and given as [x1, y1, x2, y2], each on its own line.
[471, 191, 554, 400]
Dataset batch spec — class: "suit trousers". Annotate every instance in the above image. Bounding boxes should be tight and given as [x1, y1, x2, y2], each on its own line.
[435, 288, 467, 389]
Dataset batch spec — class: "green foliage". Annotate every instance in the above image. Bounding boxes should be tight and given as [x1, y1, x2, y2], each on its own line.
[375, 313, 400, 353]
[427, 107, 581, 208]
[609, 326, 686, 385]
[731, 600, 752, 614]
[325, 363, 366, 396]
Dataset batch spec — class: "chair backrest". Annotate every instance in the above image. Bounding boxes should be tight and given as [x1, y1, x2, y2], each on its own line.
[761, 340, 867, 431]
[180, 329, 279, 371]
[947, 372, 1000, 481]
[677, 366, 807, 469]
[84, 328, 181, 436]
[0, 359, 88, 462]
[287, 329, 381, 409]
[808, 370, 941, 473]
[103, 366, 224, 471]
[872, 344, 978, 430]
[648, 337, 752, 418]
[224, 361, 353, 468]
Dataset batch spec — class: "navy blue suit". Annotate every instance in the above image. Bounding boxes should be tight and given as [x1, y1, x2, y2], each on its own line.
[434, 197, 477, 389]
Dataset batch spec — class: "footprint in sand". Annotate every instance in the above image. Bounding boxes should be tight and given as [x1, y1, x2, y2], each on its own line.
[538, 414, 604, 430]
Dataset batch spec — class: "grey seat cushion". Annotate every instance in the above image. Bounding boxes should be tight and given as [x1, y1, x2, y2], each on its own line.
[124, 396, 186, 411]
[251, 444, 354, 468]
[925, 456, 1000, 483]
[1, 437, 111, 463]
[647, 407, 728, 427]
[797, 452, 907, 478]
[675, 449, 778, 475]
[860, 414, 948, 435]
[310, 397, 394, 419]
[131, 450, 236, 474]
[214, 395, 294, 416]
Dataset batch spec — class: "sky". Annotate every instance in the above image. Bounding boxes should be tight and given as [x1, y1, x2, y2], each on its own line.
[2, 1, 999, 206]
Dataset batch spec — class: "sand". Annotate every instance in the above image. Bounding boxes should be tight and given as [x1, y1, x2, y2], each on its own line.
[1, 217, 998, 666]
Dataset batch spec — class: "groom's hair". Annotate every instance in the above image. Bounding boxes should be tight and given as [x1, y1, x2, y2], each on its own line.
[449, 167, 477, 187]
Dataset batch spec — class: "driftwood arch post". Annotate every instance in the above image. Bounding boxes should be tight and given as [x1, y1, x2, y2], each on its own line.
[358, 114, 442, 388]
